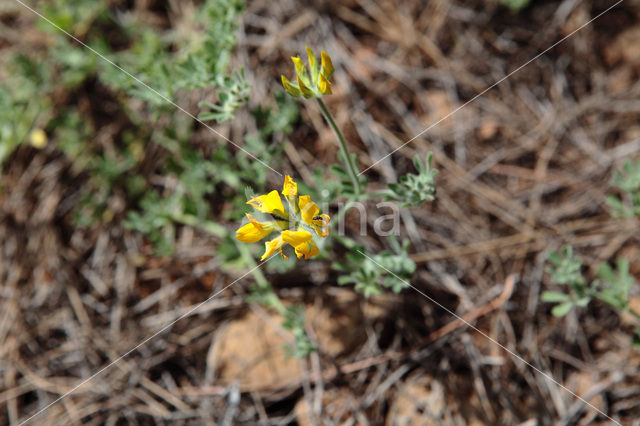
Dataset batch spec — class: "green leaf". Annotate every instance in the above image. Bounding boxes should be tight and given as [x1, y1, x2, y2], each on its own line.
[541, 291, 570, 303]
[551, 302, 574, 317]
[335, 239, 415, 297]
[337, 275, 356, 285]
[575, 296, 591, 308]
[596, 263, 617, 285]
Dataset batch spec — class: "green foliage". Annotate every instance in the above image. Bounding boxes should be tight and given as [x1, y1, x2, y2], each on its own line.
[52, 109, 147, 227]
[542, 246, 594, 317]
[333, 237, 416, 297]
[38, 0, 110, 34]
[124, 93, 298, 254]
[543, 246, 640, 344]
[123, 142, 228, 254]
[92, 0, 247, 114]
[198, 70, 250, 123]
[1, 0, 251, 184]
[595, 259, 633, 312]
[385, 153, 437, 207]
[124, 192, 181, 255]
[174, 0, 245, 88]
[96, 28, 175, 110]
[606, 159, 640, 218]
[51, 39, 98, 88]
[545, 246, 585, 288]
[9, 0, 257, 231]
[0, 54, 53, 165]
[498, 0, 531, 12]
[281, 305, 317, 358]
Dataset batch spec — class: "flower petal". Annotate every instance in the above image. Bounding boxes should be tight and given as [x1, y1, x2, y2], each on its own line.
[261, 235, 285, 260]
[298, 195, 320, 225]
[281, 175, 298, 202]
[312, 213, 331, 237]
[296, 75, 314, 99]
[305, 46, 318, 85]
[235, 214, 274, 243]
[281, 229, 312, 246]
[281, 75, 300, 97]
[247, 190, 287, 218]
[318, 72, 332, 95]
[291, 55, 306, 78]
[295, 239, 319, 259]
[282, 230, 318, 259]
[320, 51, 334, 80]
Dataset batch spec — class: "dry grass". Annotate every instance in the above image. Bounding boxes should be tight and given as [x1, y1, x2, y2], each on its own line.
[2, 0, 640, 424]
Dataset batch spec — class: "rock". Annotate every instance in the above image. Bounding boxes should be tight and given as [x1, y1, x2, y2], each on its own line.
[211, 311, 301, 390]
[386, 375, 483, 425]
[306, 293, 366, 357]
[477, 119, 500, 141]
[387, 375, 452, 425]
[211, 295, 367, 390]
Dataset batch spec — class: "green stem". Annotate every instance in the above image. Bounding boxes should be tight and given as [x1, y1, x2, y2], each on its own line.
[316, 98, 361, 197]
[234, 242, 289, 314]
[173, 213, 288, 314]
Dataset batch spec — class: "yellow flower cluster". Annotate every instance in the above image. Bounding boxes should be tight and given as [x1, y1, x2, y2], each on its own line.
[235, 176, 330, 260]
[281, 46, 334, 98]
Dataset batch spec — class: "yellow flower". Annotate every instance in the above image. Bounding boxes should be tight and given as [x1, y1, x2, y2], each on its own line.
[282, 175, 298, 203]
[299, 195, 331, 237]
[236, 176, 330, 260]
[29, 128, 47, 149]
[281, 46, 334, 98]
[282, 230, 319, 260]
[261, 234, 285, 260]
[247, 190, 288, 220]
[235, 214, 275, 243]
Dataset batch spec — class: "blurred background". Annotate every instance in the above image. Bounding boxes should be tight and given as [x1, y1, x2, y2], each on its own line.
[1, 0, 640, 424]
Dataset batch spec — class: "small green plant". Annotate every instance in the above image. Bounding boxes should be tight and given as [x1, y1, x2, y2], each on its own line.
[278, 46, 436, 298]
[606, 159, 640, 218]
[543, 246, 640, 345]
[542, 246, 590, 317]
[385, 153, 437, 207]
[333, 237, 416, 298]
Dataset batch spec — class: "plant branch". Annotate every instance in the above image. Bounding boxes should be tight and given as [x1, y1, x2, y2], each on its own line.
[316, 98, 360, 197]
